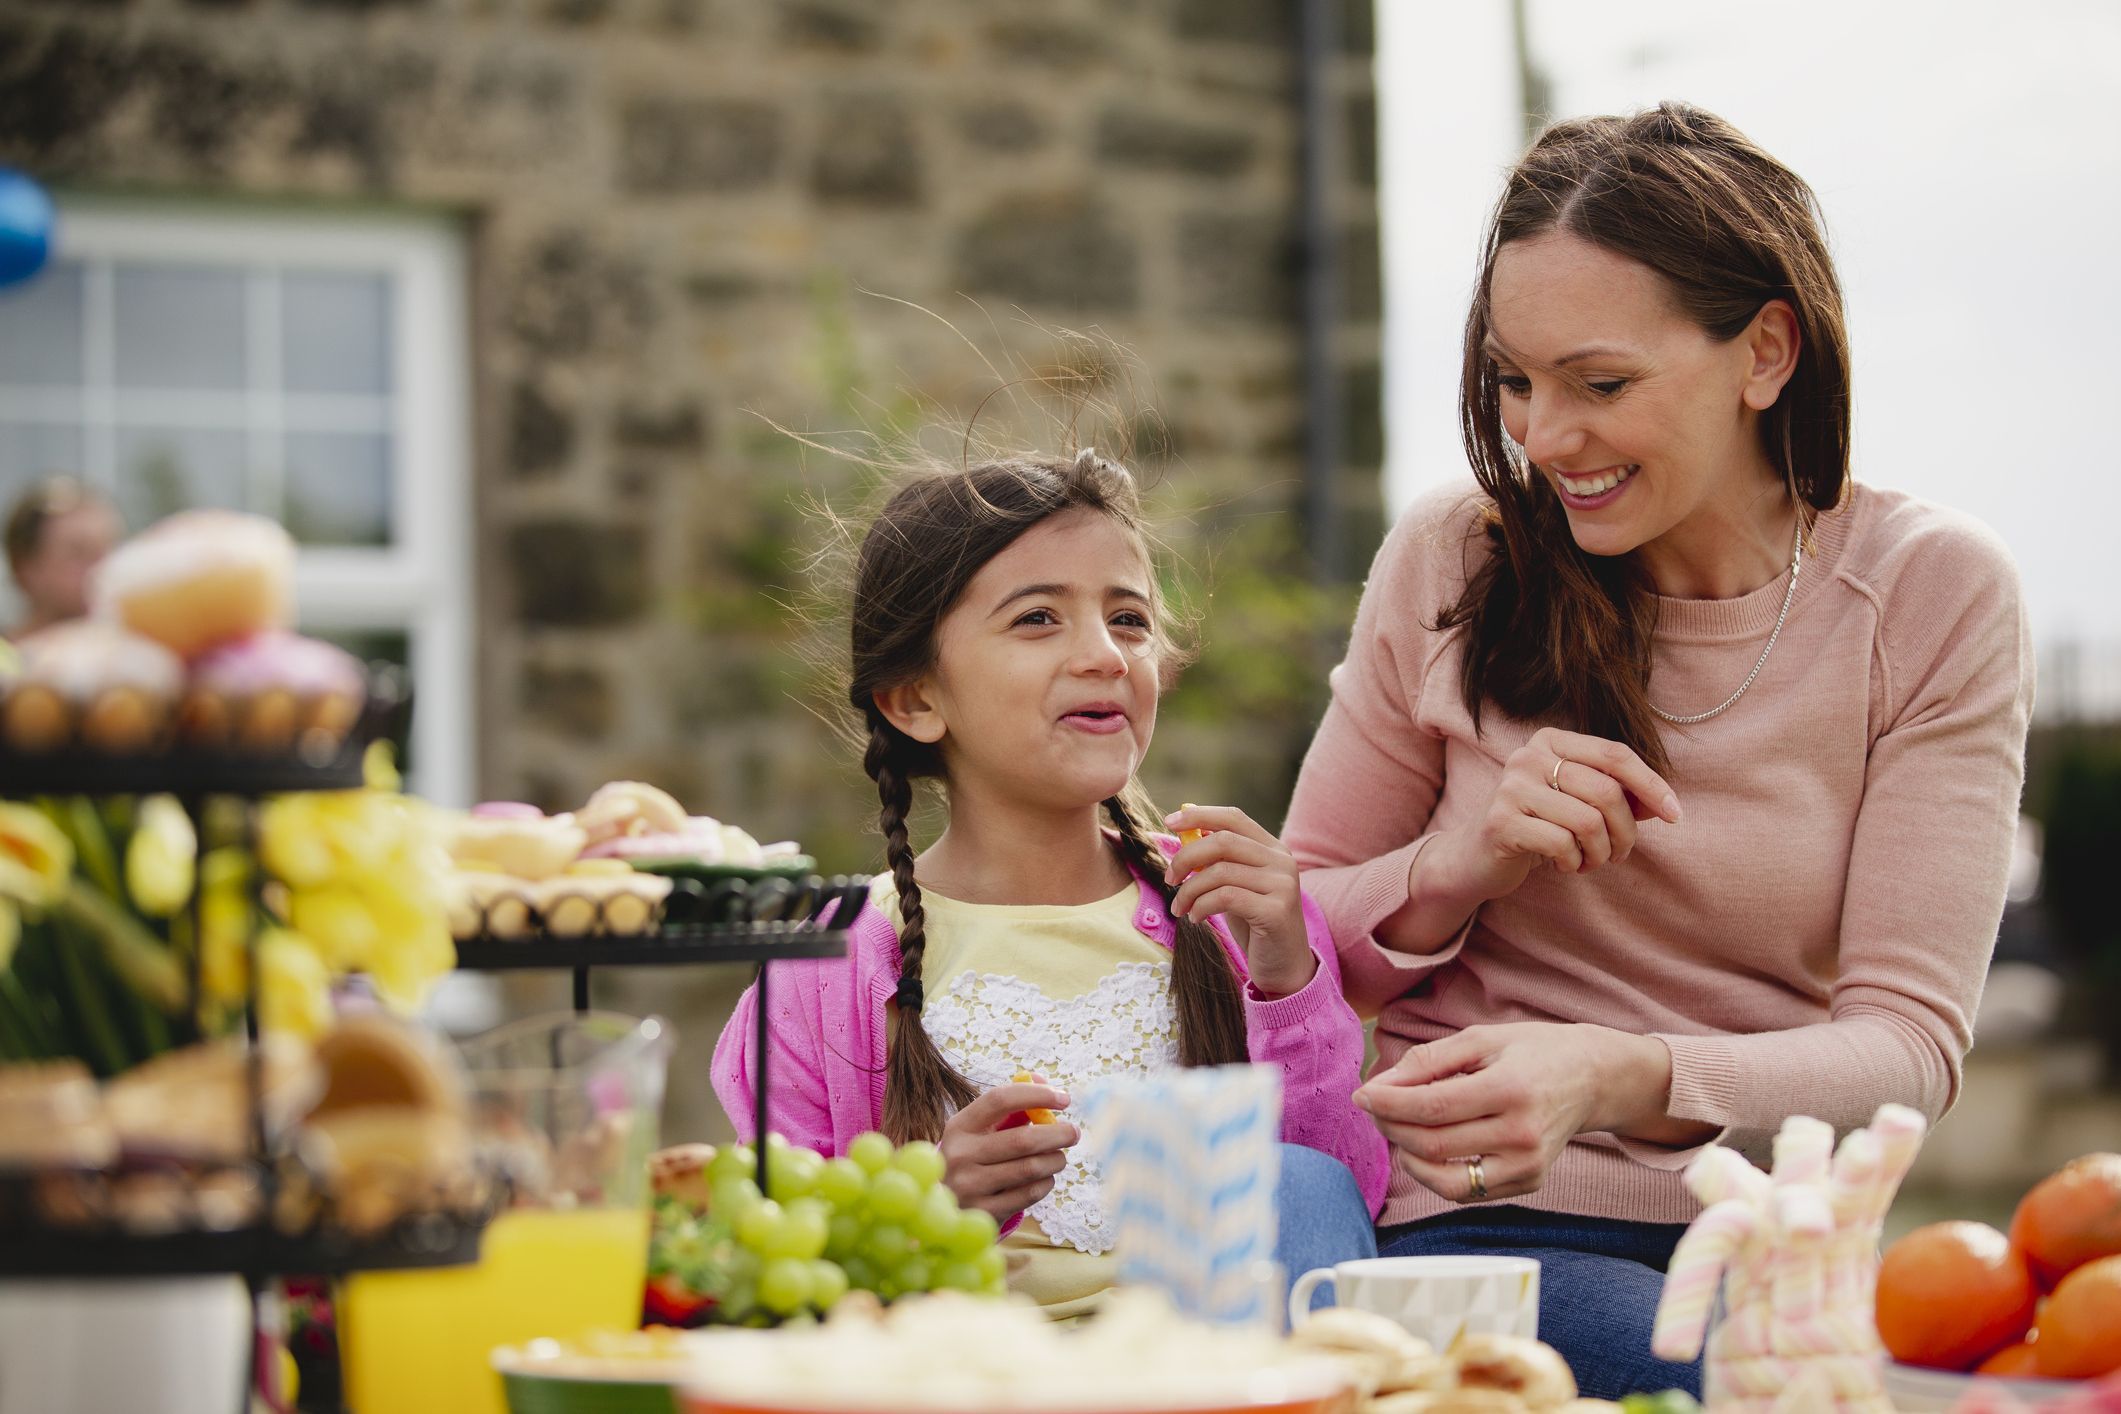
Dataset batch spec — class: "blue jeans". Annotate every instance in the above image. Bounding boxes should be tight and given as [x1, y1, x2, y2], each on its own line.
[1275, 1143, 1379, 1315]
[1379, 1206, 1703, 1402]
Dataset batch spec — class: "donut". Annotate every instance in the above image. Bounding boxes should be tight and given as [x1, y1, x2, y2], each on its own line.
[185, 631, 367, 753]
[93, 509, 296, 658]
[309, 1012, 466, 1118]
[4, 620, 184, 752]
[649, 1142, 717, 1209]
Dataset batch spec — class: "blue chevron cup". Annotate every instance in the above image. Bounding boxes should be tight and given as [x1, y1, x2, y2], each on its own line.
[1081, 1064, 1283, 1325]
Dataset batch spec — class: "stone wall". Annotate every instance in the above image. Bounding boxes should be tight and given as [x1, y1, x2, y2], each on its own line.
[0, 0, 1384, 1139]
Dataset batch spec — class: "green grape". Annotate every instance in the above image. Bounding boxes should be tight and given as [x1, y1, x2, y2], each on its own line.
[868, 1169, 921, 1223]
[781, 1199, 830, 1261]
[816, 1157, 867, 1208]
[767, 1145, 825, 1203]
[912, 1186, 961, 1247]
[896, 1254, 934, 1292]
[736, 1199, 786, 1254]
[945, 1207, 1000, 1258]
[706, 1144, 754, 1186]
[847, 1131, 894, 1175]
[936, 1259, 985, 1292]
[759, 1257, 814, 1316]
[839, 1255, 880, 1292]
[764, 1131, 790, 1152]
[891, 1140, 946, 1189]
[975, 1246, 1006, 1285]
[860, 1222, 912, 1266]
[712, 1174, 765, 1220]
[825, 1212, 862, 1259]
[876, 1272, 905, 1302]
[808, 1259, 849, 1310]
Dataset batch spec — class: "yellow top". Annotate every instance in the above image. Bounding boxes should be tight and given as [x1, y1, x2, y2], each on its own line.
[869, 874, 1180, 1321]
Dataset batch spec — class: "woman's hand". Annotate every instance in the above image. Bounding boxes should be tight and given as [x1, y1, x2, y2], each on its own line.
[1354, 1022, 1686, 1202]
[1163, 804, 1317, 998]
[939, 1080, 1078, 1222]
[1427, 728, 1683, 906]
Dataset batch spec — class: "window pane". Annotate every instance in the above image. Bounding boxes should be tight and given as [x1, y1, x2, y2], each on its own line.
[0, 423, 87, 511]
[283, 430, 391, 547]
[0, 261, 85, 387]
[282, 271, 392, 395]
[114, 265, 246, 391]
[115, 425, 246, 526]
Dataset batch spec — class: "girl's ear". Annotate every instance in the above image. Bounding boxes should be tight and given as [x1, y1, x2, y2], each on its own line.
[874, 679, 947, 745]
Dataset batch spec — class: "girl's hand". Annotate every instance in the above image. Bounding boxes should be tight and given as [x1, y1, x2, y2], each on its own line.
[1354, 1022, 1676, 1202]
[1429, 728, 1682, 906]
[938, 1079, 1078, 1222]
[1163, 804, 1316, 999]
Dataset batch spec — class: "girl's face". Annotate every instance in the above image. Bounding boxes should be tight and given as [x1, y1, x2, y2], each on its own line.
[888, 508, 1160, 812]
[1485, 232, 1793, 563]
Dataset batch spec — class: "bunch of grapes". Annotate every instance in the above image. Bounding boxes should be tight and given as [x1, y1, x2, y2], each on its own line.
[650, 1132, 1007, 1326]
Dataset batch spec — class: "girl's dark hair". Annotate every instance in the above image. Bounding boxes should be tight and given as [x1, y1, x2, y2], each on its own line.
[4, 476, 110, 573]
[1442, 101, 1852, 772]
[850, 448, 1248, 1143]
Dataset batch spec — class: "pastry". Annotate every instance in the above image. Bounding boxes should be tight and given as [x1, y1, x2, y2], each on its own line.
[92, 509, 295, 658]
[450, 866, 540, 940]
[446, 805, 588, 880]
[532, 860, 671, 936]
[1449, 1334, 1577, 1408]
[574, 780, 688, 849]
[102, 1034, 320, 1162]
[649, 1142, 716, 1210]
[0, 1059, 118, 1169]
[309, 1012, 466, 1118]
[184, 631, 367, 753]
[4, 620, 183, 752]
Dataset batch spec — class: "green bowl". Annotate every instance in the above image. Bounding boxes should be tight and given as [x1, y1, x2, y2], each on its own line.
[494, 1342, 686, 1414]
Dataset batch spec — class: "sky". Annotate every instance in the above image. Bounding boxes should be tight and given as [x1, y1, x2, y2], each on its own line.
[1377, 1, 2121, 711]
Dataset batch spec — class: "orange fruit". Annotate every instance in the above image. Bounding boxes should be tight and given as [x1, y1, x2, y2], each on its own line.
[1876, 1221, 2038, 1370]
[1973, 1339, 2041, 1376]
[2010, 1152, 2121, 1288]
[2033, 1253, 2121, 1379]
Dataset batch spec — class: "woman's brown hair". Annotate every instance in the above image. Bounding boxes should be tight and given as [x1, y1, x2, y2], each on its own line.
[850, 448, 1249, 1143]
[1441, 101, 1852, 771]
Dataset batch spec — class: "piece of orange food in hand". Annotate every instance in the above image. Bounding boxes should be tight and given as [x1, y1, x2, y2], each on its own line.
[1011, 1071, 1056, 1125]
[2010, 1151, 2121, 1289]
[1875, 1220, 2038, 1371]
[2032, 1252, 2121, 1380]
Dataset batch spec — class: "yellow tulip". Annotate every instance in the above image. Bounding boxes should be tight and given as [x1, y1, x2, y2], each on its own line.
[0, 802, 73, 908]
[258, 797, 335, 889]
[258, 928, 332, 1039]
[285, 887, 378, 973]
[362, 740, 401, 793]
[124, 796, 196, 918]
[198, 849, 254, 1006]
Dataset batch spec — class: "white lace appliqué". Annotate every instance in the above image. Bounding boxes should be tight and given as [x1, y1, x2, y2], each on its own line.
[924, 962, 1178, 1255]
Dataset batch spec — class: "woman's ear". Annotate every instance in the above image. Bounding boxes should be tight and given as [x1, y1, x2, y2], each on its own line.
[874, 679, 947, 745]
[1740, 299, 1802, 412]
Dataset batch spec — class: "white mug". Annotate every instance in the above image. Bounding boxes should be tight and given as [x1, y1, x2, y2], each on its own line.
[1288, 1255, 1541, 1351]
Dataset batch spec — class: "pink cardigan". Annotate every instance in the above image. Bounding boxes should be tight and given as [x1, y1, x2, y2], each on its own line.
[710, 841, 1391, 1218]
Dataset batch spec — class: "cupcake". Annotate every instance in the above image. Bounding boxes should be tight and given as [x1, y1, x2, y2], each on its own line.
[93, 509, 296, 659]
[3, 620, 185, 753]
[184, 631, 367, 754]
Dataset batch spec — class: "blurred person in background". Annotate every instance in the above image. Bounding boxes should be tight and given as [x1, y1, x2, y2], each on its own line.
[4, 476, 121, 641]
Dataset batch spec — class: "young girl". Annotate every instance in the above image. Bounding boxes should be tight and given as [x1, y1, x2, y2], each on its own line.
[711, 449, 1387, 1318]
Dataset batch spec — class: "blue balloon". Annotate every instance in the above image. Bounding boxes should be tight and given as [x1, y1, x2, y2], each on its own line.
[0, 169, 54, 290]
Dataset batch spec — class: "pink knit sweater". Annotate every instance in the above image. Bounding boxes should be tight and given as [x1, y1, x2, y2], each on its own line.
[1284, 483, 2034, 1228]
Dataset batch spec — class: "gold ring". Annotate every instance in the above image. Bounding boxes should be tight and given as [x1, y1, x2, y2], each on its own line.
[1548, 758, 1566, 791]
[1465, 1155, 1489, 1201]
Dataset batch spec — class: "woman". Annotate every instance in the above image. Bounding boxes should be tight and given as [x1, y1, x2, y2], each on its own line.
[1283, 103, 2033, 1400]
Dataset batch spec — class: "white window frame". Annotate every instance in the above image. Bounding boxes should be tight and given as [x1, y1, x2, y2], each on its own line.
[4, 195, 474, 806]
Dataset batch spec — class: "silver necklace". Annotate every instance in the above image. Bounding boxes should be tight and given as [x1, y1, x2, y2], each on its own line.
[1649, 521, 1804, 725]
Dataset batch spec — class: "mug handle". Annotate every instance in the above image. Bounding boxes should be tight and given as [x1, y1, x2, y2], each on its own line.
[1288, 1266, 1336, 1327]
